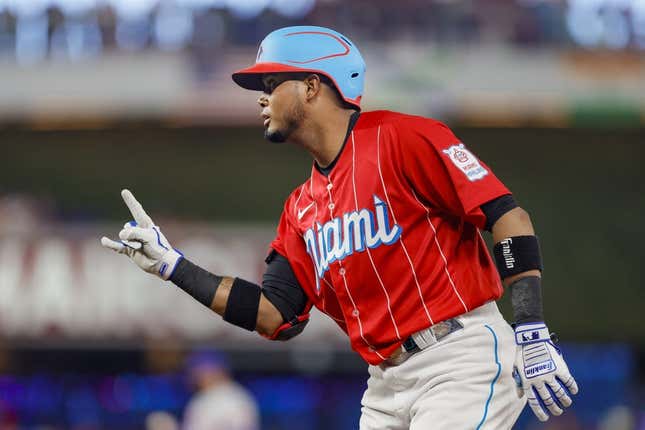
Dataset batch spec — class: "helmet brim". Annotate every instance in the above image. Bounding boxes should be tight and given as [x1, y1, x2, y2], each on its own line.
[232, 62, 313, 91]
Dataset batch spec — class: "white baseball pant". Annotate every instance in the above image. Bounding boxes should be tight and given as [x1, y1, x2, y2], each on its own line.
[360, 301, 526, 430]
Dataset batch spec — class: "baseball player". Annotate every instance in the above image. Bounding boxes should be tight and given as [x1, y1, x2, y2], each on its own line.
[101, 26, 579, 429]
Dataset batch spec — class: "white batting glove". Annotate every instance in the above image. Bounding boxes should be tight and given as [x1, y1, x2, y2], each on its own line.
[100, 189, 183, 280]
[513, 322, 579, 422]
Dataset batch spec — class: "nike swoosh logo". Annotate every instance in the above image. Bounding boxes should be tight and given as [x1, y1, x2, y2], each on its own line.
[297, 202, 315, 220]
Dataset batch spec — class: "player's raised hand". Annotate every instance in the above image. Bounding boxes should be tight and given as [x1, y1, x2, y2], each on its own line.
[100, 189, 183, 280]
[513, 322, 579, 422]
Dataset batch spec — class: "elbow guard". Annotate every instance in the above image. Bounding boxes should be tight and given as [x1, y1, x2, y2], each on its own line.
[264, 313, 310, 341]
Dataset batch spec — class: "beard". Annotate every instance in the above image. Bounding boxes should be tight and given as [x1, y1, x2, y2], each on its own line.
[263, 99, 305, 144]
[264, 128, 287, 143]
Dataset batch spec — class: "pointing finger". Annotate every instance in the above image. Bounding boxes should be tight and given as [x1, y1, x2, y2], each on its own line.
[121, 189, 154, 228]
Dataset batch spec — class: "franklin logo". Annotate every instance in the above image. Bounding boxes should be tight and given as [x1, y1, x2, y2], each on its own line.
[442, 143, 488, 182]
[501, 238, 515, 269]
[303, 195, 402, 293]
[525, 361, 555, 377]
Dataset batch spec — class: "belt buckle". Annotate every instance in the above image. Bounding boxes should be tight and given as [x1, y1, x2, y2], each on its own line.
[402, 337, 419, 353]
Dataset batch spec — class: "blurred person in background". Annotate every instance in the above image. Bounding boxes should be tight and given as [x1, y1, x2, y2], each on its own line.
[181, 350, 259, 430]
[146, 411, 179, 430]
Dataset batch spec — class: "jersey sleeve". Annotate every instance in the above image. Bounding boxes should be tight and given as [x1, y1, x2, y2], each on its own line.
[268, 189, 314, 313]
[269, 192, 300, 260]
[395, 118, 511, 229]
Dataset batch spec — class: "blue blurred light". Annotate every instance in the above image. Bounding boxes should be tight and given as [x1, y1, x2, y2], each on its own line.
[561, 343, 634, 382]
[4, 0, 49, 16]
[177, 0, 225, 9]
[566, 0, 643, 49]
[98, 376, 120, 412]
[270, 0, 316, 19]
[65, 386, 101, 427]
[15, 13, 48, 65]
[113, 374, 135, 412]
[51, 0, 97, 16]
[109, 0, 159, 20]
[245, 377, 320, 412]
[115, 18, 150, 51]
[566, 0, 604, 47]
[632, 0, 645, 48]
[226, 0, 270, 20]
[153, 4, 194, 51]
[603, 8, 630, 49]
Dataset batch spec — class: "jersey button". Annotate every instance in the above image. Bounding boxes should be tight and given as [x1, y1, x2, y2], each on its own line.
[352, 309, 359, 317]
[326, 183, 333, 190]
[328, 203, 335, 210]
[339, 268, 346, 276]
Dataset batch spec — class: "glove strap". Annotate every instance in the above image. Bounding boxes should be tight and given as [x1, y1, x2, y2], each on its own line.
[159, 249, 184, 280]
[515, 322, 550, 345]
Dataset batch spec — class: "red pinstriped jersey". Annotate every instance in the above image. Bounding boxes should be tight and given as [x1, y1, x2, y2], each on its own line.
[270, 111, 509, 364]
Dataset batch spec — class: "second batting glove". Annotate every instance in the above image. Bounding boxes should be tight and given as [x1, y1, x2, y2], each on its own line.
[513, 322, 579, 422]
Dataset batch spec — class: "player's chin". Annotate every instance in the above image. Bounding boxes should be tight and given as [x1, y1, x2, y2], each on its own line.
[264, 126, 287, 144]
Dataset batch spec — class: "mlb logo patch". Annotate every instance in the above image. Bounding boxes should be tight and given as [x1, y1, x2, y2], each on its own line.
[522, 330, 540, 342]
[442, 143, 488, 181]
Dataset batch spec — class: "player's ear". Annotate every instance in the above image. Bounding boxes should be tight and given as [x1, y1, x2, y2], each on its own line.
[303, 74, 322, 102]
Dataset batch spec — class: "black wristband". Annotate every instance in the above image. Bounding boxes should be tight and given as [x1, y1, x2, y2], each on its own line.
[170, 259, 222, 308]
[493, 235, 543, 279]
[510, 276, 544, 325]
[223, 278, 262, 331]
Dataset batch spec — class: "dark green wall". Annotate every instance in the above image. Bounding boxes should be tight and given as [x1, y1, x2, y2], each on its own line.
[1, 125, 644, 342]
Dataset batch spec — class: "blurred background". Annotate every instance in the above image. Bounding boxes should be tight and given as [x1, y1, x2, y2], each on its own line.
[0, 0, 644, 428]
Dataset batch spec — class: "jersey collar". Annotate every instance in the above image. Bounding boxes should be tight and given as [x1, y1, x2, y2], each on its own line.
[315, 110, 361, 177]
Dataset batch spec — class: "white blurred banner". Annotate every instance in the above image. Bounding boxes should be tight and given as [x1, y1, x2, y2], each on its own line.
[0, 45, 643, 126]
[0, 225, 348, 348]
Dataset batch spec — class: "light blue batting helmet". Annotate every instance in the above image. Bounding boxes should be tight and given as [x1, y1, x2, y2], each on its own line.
[232, 26, 366, 109]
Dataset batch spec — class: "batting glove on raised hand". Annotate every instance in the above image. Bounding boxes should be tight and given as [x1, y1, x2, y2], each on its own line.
[100, 189, 183, 280]
[513, 322, 579, 422]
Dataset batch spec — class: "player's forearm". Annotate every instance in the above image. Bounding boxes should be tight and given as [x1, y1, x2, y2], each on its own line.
[491, 206, 544, 324]
[170, 259, 284, 336]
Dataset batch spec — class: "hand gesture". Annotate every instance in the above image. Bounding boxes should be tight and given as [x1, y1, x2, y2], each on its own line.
[100, 189, 183, 280]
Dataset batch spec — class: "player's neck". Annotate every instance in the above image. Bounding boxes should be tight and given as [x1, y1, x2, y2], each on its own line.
[295, 108, 354, 168]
